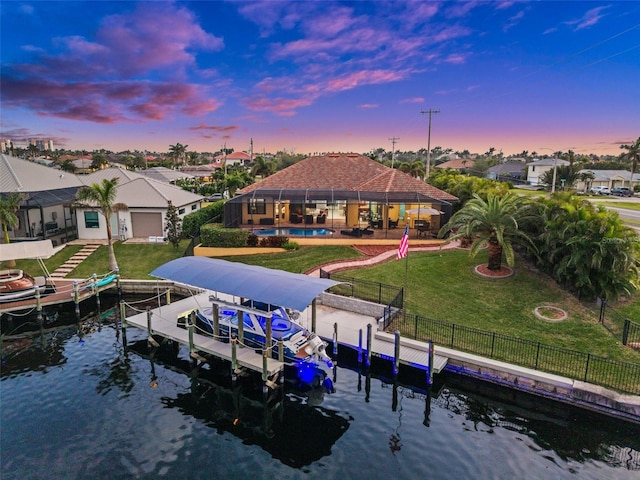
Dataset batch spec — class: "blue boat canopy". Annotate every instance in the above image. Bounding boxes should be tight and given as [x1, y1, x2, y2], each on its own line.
[150, 256, 342, 312]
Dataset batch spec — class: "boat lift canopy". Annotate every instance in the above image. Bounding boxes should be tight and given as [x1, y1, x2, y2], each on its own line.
[0, 240, 56, 262]
[151, 256, 342, 312]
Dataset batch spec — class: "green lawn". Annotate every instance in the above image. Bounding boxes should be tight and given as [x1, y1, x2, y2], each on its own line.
[9, 241, 639, 364]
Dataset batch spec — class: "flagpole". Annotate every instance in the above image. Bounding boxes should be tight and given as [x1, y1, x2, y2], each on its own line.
[396, 224, 410, 302]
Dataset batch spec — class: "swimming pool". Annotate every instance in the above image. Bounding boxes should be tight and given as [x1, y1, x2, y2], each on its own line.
[254, 227, 335, 236]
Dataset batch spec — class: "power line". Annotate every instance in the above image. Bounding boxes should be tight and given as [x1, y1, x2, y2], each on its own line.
[389, 136, 399, 168]
[420, 109, 440, 180]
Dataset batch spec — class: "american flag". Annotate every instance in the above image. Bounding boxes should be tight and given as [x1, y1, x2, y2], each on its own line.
[397, 224, 409, 260]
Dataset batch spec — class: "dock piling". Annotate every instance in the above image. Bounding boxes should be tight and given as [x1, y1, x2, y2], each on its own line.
[92, 273, 101, 310]
[357, 329, 363, 364]
[366, 324, 372, 368]
[73, 281, 80, 318]
[333, 322, 338, 355]
[188, 311, 195, 354]
[119, 301, 127, 346]
[426, 339, 434, 386]
[231, 335, 238, 381]
[393, 330, 400, 376]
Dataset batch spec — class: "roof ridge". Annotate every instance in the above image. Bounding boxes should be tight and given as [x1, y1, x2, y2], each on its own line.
[1, 154, 23, 190]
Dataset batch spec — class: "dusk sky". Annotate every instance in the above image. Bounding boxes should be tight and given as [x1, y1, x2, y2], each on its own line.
[1, 1, 639, 157]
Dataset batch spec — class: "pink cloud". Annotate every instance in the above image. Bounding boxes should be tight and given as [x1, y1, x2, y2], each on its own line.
[327, 70, 404, 92]
[567, 6, 608, 30]
[400, 97, 425, 104]
[1, 75, 219, 123]
[443, 53, 466, 65]
[1, 3, 223, 123]
[190, 125, 239, 133]
[243, 96, 313, 116]
[358, 104, 378, 109]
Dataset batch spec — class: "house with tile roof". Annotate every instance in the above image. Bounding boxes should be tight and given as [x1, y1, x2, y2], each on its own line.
[486, 161, 527, 183]
[77, 168, 204, 240]
[215, 151, 252, 167]
[435, 158, 475, 172]
[1, 154, 84, 246]
[228, 153, 458, 236]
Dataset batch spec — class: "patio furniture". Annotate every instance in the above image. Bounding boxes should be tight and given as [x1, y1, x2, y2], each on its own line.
[415, 220, 431, 237]
[305, 214, 314, 224]
[316, 212, 327, 224]
[290, 213, 303, 224]
[388, 219, 398, 229]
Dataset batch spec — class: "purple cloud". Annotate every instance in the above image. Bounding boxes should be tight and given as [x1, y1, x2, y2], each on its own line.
[1, 3, 223, 123]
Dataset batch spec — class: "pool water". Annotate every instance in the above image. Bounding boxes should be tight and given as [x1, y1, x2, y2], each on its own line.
[254, 227, 334, 236]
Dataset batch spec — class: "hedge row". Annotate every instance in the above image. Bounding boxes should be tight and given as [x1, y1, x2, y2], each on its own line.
[182, 202, 224, 238]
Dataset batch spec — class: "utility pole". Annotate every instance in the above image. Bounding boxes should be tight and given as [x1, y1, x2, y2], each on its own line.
[420, 109, 440, 180]
[223, 142, 227, 177]
[250, 138, 254, 162]
[389, 137, 399, 168]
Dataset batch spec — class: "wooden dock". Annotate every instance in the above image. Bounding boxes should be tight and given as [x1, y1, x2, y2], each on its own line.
[123, 292, 448, 377]
[0, 277, 118, 315]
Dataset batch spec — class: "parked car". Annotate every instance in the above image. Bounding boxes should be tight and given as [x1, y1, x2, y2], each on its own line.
[590, 186, 611, 195]
[611, 187, 633, 197]
[204, 193, 223, 201]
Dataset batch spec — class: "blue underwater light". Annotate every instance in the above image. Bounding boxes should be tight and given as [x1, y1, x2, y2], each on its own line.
[296, 360, 328, 388]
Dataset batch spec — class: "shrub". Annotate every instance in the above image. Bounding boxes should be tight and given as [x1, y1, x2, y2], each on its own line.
[258, 235, 289, 248]
[182, 202, 224, 238]
[282, 241, 299, 250]
[201, 223, 248, 247]
[247, 233, 259, 247]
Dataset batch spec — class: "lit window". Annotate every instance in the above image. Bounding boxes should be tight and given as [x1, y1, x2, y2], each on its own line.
[84, 211, 99, 228]
[248, 198, 266, 214]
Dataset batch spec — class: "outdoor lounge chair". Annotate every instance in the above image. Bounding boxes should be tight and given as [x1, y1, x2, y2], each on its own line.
[340, 228, 363, 237]
[290, 213, 303, 224]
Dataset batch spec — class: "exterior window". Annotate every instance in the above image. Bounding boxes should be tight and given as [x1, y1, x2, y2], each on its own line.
[248, 198, 266, 214]
[191, 204, 197, 211]
[179, 208, 185, 215]
[84, 211, 99, 228]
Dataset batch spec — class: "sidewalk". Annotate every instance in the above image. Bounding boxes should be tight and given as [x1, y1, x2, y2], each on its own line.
[306, 240, 461, 277]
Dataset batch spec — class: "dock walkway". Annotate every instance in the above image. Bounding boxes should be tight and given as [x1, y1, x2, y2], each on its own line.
[123, 292, 448, 377]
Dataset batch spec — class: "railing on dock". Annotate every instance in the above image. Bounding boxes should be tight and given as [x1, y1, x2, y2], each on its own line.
[394, 311, 640, 395]
[319, 270, 403, 329]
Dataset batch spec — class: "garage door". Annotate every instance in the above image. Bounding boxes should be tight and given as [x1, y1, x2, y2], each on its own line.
[131, 212, 163, 237]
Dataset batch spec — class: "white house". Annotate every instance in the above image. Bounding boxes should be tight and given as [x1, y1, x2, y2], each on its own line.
[77, 168, 203, 240]
[526, 158, 570, 185]
[574, 170, 640, 192]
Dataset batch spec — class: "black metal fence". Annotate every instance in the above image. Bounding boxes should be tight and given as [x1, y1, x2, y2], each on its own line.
[394, 312, 640, 395]
[600, 300, 640, 349]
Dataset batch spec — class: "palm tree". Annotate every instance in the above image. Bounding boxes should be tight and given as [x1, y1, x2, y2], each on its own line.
[439, 193, 536, 271]
[76, 178, 128, 271]
[168, 143, 188, 167]
[250, 156, 274, 178]
[579, 171, 595, 193]
[620, 136, 640, 190]
[0, 193, 27, 267]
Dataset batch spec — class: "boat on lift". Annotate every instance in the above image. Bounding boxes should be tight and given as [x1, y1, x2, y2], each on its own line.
[187, 299, 333, 389]
[151, 256, 343, 390]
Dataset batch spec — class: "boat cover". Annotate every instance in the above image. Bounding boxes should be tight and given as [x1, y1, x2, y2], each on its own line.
[0, 240, 56, 262]
[151, 256, 343, 312]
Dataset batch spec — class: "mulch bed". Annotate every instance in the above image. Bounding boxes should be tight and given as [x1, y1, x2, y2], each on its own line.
[474, 264, 514, 278]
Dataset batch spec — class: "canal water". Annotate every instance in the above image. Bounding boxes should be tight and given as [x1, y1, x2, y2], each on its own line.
[1, 307, 639, 480]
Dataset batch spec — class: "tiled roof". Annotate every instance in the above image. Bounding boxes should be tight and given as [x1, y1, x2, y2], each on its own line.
[435, 158, 474, 170]
[238, 153, 457, 201]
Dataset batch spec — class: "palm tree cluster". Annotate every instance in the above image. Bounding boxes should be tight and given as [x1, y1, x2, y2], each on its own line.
[439, 190, 640, 301]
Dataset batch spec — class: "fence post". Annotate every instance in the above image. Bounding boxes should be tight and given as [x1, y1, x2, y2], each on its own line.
[535, 342, 541, 370]
[378, 283, 382, 305]
[622, 319, 630, 346]
[491, 332, 496, 357]
[584, 353, 591, 382]
[414, 313, 418, 340]
[450, 324, 455, 348]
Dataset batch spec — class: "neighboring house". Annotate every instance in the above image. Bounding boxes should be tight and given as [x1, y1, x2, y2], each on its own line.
[214, 151, 252, 167]
[180, 163, 222, 181]
[486, 161, 527, 183]
[526, 158, 570, 185]
[137, 166, 195, 184]
[0, 154, 84, 246]
[435, 158, 475, 173]
[77, 168, 204, 240]
[230, 153, 458, 233]
[574, 170, 640, 192]
[71, 156, 95, 174]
